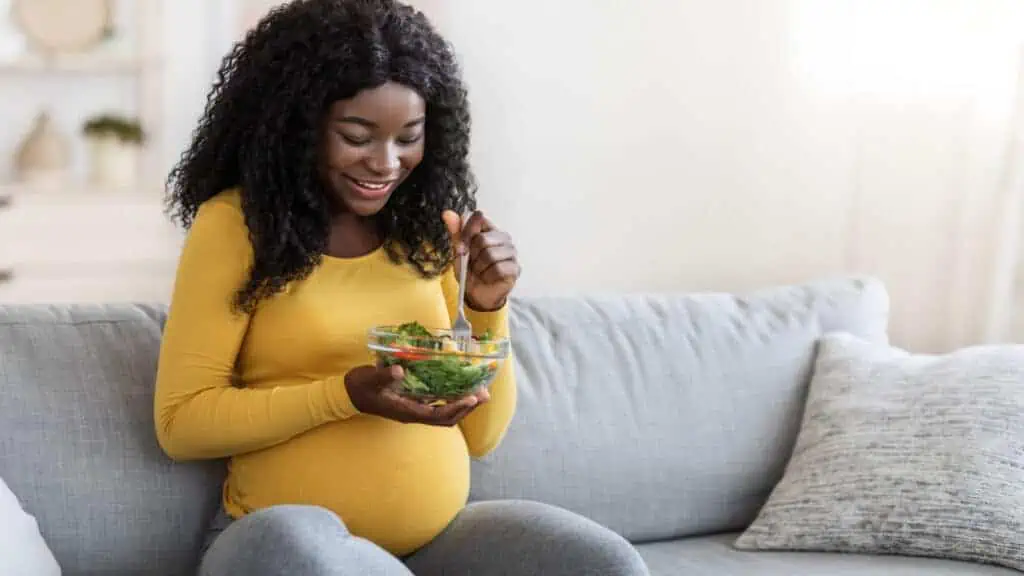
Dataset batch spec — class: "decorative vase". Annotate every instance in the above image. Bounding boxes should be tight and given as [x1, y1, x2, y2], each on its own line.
[0, 0, 27, 61]
[86, 135, 138, 189]
[13, 111, 70, 187]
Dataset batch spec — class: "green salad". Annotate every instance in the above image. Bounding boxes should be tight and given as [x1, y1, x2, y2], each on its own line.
[378, 321, 499, 401]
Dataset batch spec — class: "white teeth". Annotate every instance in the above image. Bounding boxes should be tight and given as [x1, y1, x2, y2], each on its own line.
[356, 180, 389, 190]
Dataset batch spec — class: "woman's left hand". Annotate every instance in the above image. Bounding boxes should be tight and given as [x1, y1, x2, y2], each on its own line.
[443, 210, 521, 311]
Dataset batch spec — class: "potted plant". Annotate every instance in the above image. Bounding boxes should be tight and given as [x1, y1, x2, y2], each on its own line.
[82, 113, 145, 188]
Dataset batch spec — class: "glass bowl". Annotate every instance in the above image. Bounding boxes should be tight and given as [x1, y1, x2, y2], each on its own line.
[367, 322, 511, 404]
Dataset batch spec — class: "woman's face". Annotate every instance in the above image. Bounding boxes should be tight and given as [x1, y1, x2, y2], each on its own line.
[321, 81, 427, 217]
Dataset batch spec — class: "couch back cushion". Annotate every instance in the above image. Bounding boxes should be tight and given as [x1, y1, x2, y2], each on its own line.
[469, 277, 890, 543]
[0, 304, 224, 576]
[0, 277, 890, 569]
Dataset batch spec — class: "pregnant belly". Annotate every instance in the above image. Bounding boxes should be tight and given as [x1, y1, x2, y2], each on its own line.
[224, 416, 471, 556]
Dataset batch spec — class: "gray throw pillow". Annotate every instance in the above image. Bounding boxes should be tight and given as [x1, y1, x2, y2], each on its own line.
[735, 332, 1024, 572]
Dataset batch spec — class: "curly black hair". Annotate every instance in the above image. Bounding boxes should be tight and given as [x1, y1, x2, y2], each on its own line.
[165, 0, 476, 313]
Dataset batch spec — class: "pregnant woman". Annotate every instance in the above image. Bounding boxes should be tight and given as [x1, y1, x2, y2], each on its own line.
[153, 0, 648, 574]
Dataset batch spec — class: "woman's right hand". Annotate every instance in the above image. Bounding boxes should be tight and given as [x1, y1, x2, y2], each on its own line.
[344, 365, 486, 426]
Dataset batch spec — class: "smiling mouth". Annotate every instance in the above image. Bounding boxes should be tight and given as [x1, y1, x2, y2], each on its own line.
[343, 175, 398, 198]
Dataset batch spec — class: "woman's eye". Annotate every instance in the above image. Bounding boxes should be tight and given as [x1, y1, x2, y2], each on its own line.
[397, 133, 423, 145]
[339, 133, 370, 146]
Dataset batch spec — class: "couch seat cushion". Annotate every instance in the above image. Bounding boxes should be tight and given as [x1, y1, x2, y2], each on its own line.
[637, 534, 1019, 576]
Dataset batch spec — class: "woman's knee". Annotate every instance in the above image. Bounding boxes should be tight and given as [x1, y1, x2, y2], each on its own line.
[200, 504, 412, 576]
[217, 505, 348, 553]
[491, 500, 648, 574]
[200, 505, 344, 574]
[409, 500, 649, 576]
[238, 504, 349, 538]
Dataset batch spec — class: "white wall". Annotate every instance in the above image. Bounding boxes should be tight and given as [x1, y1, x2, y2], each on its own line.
[5, 0, 1023, 353]
[415, 0, 1024, 352]
[161, 0, 233, 177]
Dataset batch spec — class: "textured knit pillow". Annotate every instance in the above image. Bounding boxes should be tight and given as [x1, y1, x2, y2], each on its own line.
[735, 332, 1024, 572]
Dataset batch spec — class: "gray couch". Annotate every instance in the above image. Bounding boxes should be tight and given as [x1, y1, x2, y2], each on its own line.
[0, 277, 1016, 575]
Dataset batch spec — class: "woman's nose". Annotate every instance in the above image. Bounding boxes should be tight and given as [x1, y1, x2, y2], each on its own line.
[365, 142, 401, 175]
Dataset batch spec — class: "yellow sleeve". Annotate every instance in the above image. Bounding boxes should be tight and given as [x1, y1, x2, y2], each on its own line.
[153, 191, 358, 461]
[442, 269, 517, 458]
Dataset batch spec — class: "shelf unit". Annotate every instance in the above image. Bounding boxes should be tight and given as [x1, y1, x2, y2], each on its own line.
[0, 0, 181, 304]
[0, 52, 155, 74]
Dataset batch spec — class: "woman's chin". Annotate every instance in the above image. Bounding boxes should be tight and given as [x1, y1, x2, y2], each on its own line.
[341, 193, 392, 217]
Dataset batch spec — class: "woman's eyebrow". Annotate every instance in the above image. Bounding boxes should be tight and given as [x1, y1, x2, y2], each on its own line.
[335, 116, 426, 127]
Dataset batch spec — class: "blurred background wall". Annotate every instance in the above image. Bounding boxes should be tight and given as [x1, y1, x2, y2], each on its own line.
[1, 0, 1023, 353]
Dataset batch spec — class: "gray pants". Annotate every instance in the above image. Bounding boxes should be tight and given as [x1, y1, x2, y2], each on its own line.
[198, 501, 649, 576]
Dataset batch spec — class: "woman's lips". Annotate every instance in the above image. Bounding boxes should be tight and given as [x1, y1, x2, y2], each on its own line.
[344, 175, 398, 200]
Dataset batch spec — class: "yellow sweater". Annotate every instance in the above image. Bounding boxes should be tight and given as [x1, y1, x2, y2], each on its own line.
[153, 189, 516, 556]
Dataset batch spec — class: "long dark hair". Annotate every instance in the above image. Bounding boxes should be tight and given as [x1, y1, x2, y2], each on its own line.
[165, 0, 476, 312]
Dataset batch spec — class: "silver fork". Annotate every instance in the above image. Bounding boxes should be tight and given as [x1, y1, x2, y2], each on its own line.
[452, 217, 473, 351]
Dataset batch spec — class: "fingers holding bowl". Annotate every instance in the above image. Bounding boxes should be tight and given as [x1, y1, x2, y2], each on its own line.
[380, 388, 484, 427]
